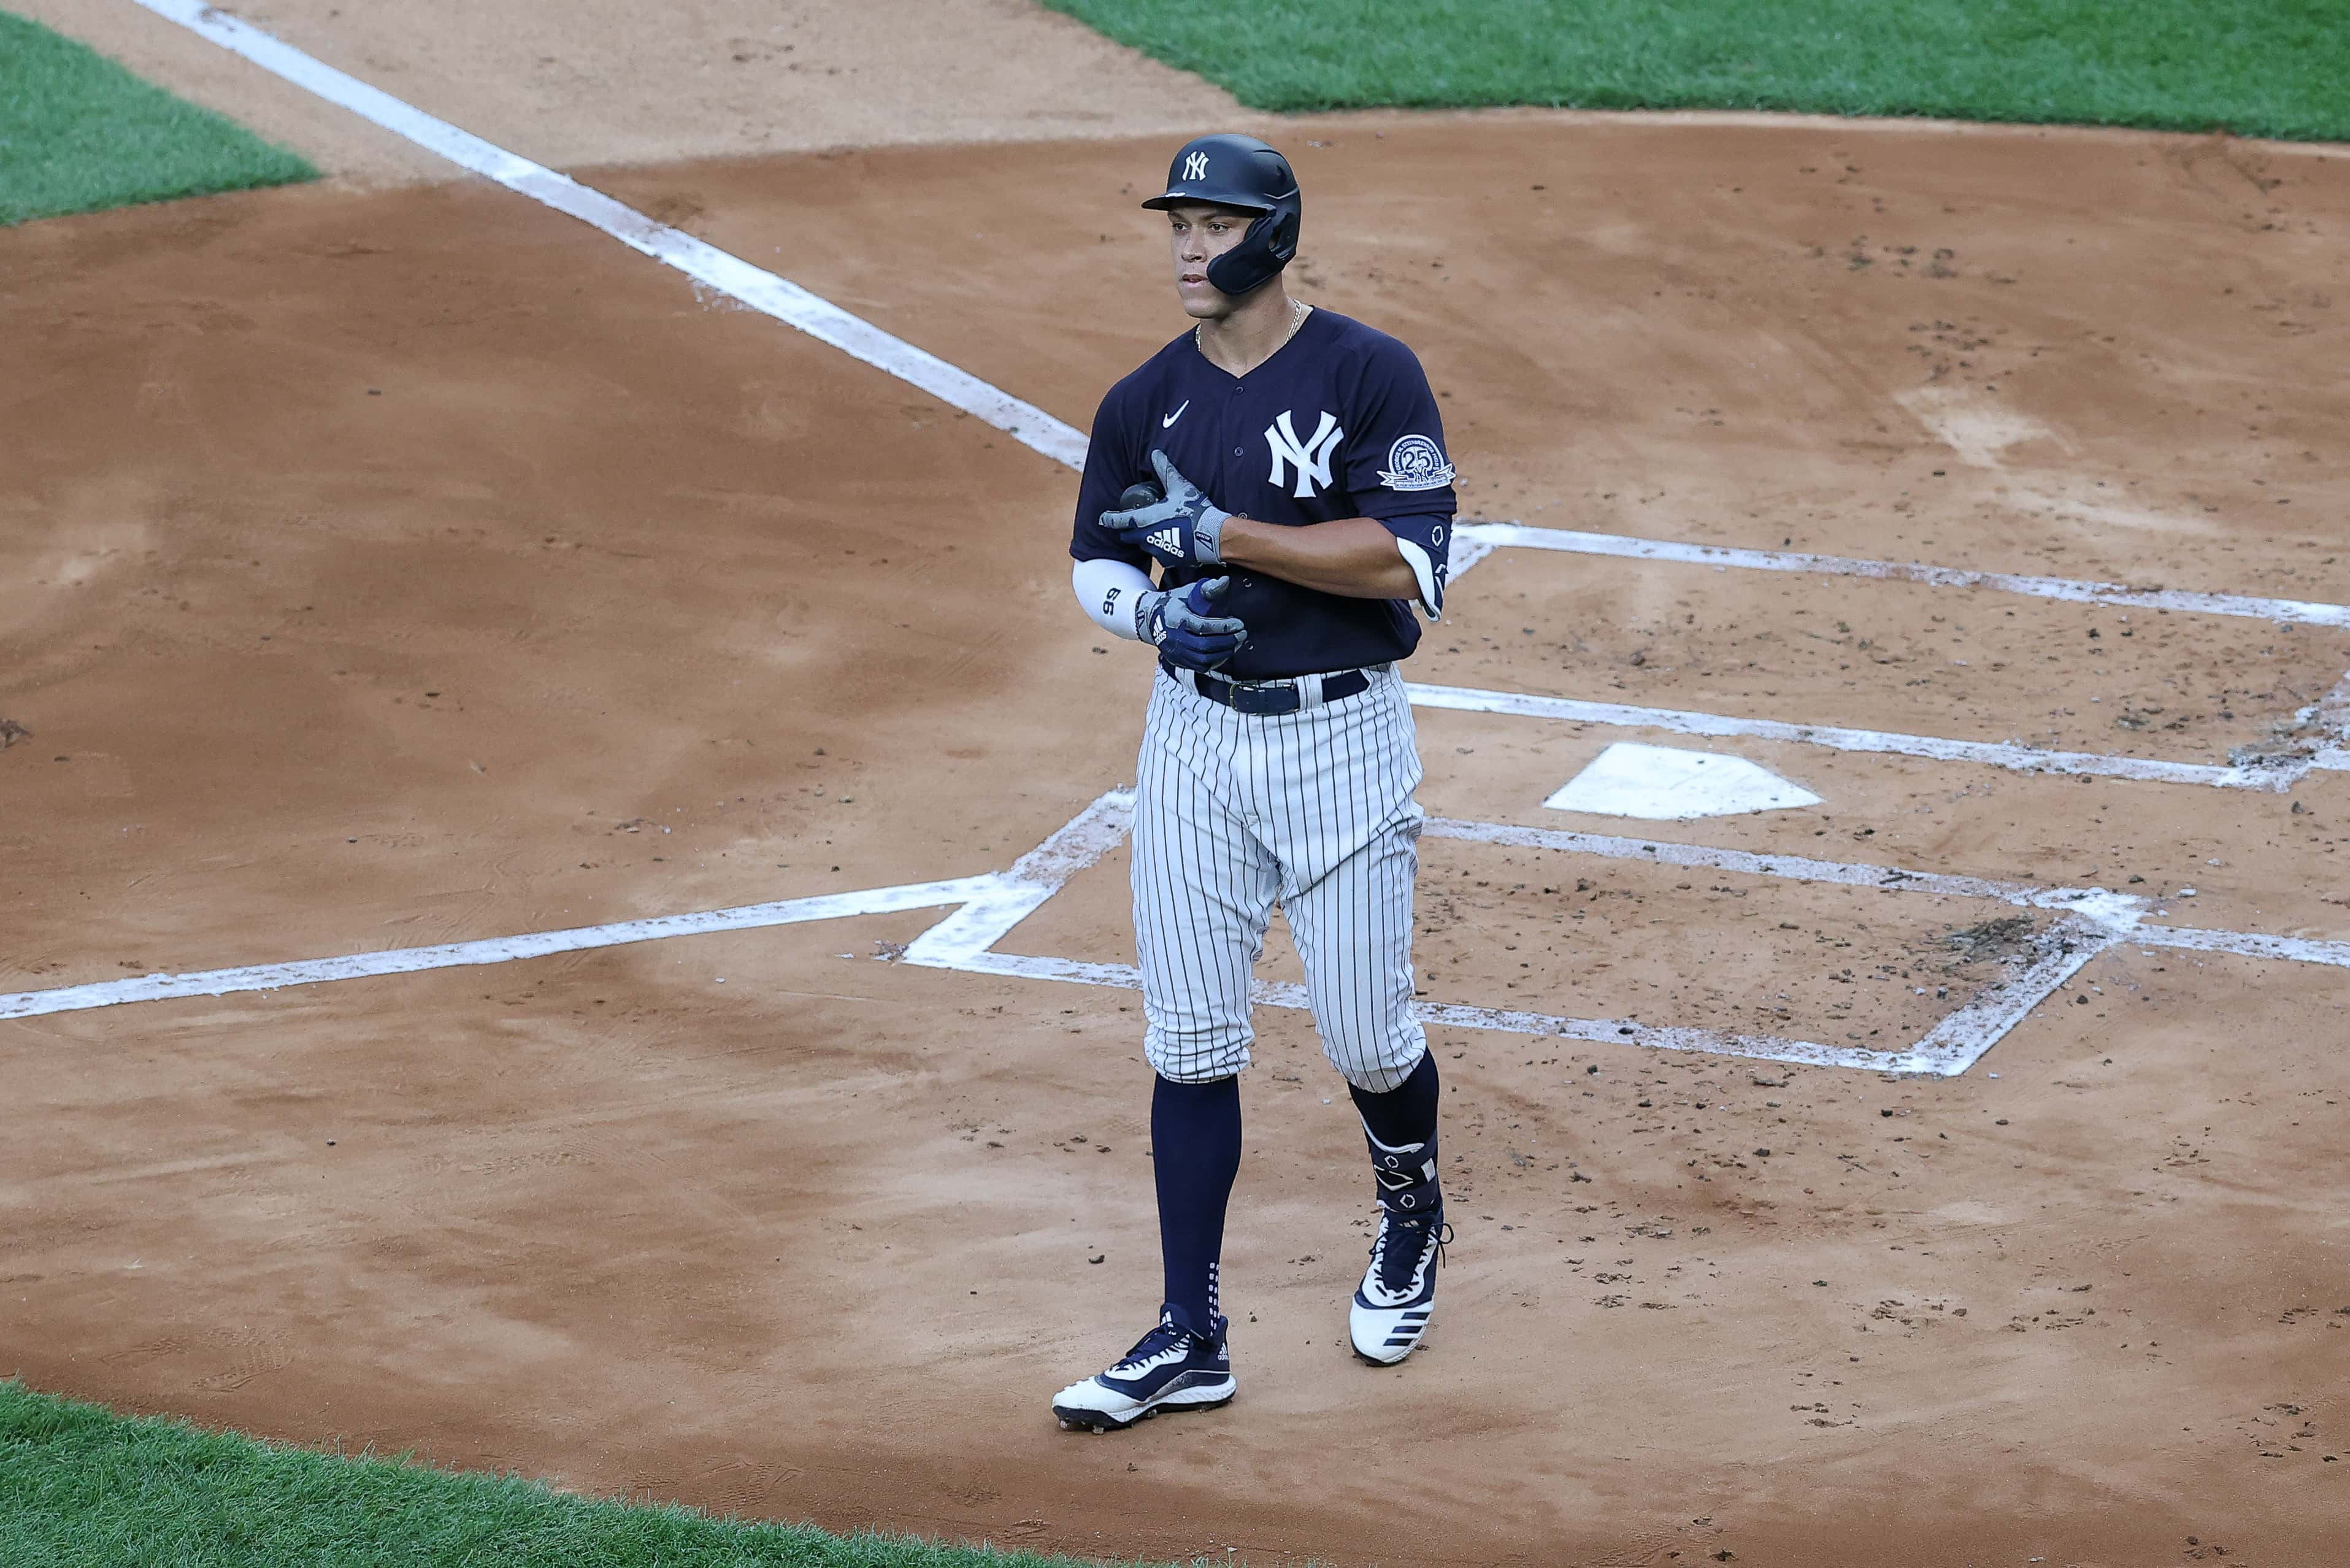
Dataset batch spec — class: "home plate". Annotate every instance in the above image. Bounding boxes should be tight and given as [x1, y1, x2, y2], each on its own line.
[1542, 742, 1822, 820]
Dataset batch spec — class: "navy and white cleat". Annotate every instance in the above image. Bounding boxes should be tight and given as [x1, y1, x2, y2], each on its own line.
[1350, 1209, 1450, 1365]
[1052, 1308, 1235, 1432]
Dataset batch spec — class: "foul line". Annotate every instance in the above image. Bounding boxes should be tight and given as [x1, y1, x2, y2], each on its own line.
[132, 0, 1089, 472]
[1405, 682, 2287, 790]
[1453, 523, 2350, 629]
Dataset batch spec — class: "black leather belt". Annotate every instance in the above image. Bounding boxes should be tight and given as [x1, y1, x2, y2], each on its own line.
[1164, 659, 1373, 715]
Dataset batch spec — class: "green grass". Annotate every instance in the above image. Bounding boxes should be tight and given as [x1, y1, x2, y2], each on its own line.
[1046, 0, 2350, 141]
[0, 9, 315, 225]
[0, 1381, 1192, 1568]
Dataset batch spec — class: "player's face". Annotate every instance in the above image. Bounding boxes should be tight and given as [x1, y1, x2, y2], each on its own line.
[1165, 202, 1257, 319]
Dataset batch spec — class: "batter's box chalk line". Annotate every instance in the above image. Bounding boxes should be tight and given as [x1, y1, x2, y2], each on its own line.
[896, 790, 2348, 1079]
[1438, 525, 2350, 793]
[7, 791, 2345, 1077]
[0, 876, 1001, 1022]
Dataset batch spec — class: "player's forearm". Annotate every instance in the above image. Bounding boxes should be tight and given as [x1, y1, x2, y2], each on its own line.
[1072, 556, 1156, 639]
[1216, 516, 1421, 600]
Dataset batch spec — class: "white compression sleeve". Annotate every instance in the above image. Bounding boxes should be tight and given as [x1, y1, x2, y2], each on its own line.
[1073, 556, 1157, 640]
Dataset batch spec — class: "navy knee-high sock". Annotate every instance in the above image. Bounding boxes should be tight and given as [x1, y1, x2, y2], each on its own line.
[1349, 1050, 1442, 1212]
[1151, 1074, 1242, 1336]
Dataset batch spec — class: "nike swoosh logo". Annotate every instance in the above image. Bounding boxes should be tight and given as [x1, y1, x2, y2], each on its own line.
[1162, 401, 1189, 429]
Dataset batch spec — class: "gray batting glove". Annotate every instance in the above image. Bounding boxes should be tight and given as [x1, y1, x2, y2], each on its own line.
[1137, 576, 1249, 671]
[1101, 450, 1232, 568]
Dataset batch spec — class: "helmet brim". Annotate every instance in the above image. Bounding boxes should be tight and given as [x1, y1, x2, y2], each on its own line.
[1140, 189, 1277, 213]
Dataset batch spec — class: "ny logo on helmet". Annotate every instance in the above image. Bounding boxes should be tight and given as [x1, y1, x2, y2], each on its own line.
[1183, 152, 1210, 181]
[1265, 410, 1343, 499]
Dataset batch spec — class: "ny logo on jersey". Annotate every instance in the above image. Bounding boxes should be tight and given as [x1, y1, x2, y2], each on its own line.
[1265, 410, 1343, 499]
[1183, 152, 1210, 181]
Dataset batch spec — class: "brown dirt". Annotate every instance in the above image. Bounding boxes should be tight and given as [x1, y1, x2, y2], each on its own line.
[6, 113, 2350, 1568]
[21, 0, 1237, 182]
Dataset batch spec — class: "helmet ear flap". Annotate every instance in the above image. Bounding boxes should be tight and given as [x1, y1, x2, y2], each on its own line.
[1202, 207, 1299, 299]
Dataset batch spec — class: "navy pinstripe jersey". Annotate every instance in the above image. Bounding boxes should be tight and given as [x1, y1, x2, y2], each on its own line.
[1070, 307, 1457, 682]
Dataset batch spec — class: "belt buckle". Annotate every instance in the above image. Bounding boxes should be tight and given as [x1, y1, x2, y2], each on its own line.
[1229, 677, 1302, 716]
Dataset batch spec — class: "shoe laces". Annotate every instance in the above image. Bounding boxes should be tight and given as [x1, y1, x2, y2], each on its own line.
[1369, 1210, 1450, 1297]
[1113, 1315, 1202, 1374]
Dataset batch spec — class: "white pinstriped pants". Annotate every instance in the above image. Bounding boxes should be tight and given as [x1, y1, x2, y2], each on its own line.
[1132, 664, 1429, 1093]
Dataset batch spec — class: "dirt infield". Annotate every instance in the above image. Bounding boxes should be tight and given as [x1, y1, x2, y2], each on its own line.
[15, 0, 1236, 181]
[6, 94, 2350, 1568]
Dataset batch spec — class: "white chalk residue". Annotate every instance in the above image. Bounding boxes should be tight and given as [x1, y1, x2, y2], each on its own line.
[1896, 385, 2067, 469]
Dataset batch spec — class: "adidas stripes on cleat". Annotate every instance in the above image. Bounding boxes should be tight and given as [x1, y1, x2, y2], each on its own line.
[1349, 1209, 1449, 1365]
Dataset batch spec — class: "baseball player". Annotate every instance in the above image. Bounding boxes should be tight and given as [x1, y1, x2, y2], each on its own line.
[1053, 134, 1459, 1431]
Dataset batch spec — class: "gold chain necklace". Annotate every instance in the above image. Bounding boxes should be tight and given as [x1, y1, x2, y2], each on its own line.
[1197, 296, 1307, 365]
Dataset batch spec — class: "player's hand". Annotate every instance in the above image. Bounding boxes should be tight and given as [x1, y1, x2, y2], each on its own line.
[1137, 576, 1248, 671]
[1098, 450, 1232, 567]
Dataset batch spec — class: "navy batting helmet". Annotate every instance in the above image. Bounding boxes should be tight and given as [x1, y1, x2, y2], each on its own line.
[1141, 133, 1301, 298]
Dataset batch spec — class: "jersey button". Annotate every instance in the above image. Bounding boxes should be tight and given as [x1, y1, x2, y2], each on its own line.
[1233, 447, 1243, 456]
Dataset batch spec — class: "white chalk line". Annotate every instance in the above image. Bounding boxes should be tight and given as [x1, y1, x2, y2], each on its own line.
[1406, 682, 2288, 791]
[942, 945, 1967, 1075]
[0, 875, 994, 1021]
[1453, 523, 2350, 629]
[133, 0, 1088, 472]
[2129, 925, 2350, 966]
[1904, 922, 2120, 1076]
[1440, 526, 2350, 790]
[9, 791, 2340, 1073]
[890, 790, 2340, 1078]
[2305, 669, 2350, 771]
[83, 9, 2350, 1063]
[897, 792, 1966, 1073]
